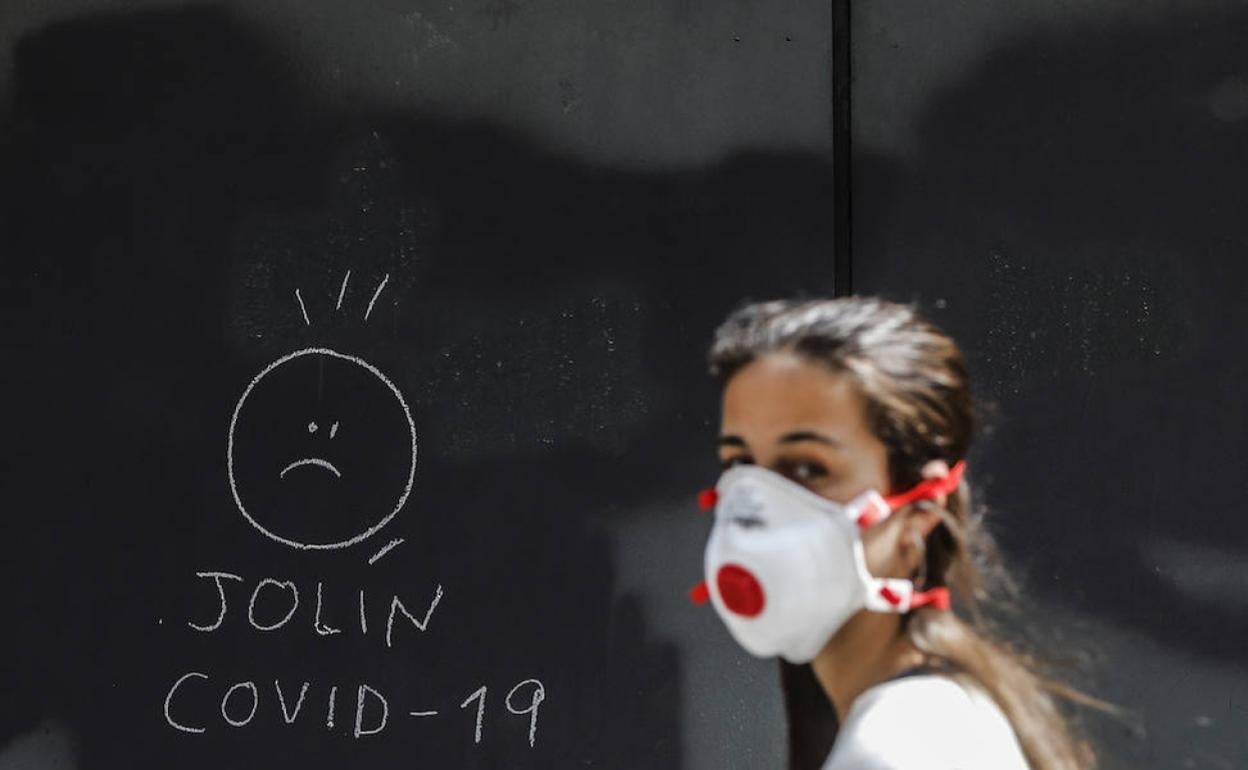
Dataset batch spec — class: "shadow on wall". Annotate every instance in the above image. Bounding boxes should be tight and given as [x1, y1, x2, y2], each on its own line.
[0, 6, 833, 769]
[855, 8, 1248, 666]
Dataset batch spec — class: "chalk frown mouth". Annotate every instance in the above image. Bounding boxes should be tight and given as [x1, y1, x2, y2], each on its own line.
[279, 457, 343, 479]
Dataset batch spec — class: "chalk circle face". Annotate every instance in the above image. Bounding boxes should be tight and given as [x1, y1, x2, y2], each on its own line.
[228, 348, 417, 550]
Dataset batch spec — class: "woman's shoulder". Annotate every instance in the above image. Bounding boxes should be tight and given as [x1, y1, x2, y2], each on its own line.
[822, 674, 1030, 770]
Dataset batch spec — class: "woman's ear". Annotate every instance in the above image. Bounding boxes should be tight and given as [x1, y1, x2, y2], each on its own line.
[901, 459, 952, 543]
[894, 507, 940, 578]
[920, 459, 952, 508]
[903, 503, 943, 538]
[874, 460, 954, 577]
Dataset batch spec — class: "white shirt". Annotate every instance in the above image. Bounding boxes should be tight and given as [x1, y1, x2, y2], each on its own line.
[822, 674, 1030, 770]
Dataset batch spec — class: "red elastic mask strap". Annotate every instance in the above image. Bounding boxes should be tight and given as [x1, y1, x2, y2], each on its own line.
[909, 587, 951, 610]
[882, 460, 966, 512]
[689, 581, 710, 605]
[697, 488, 719, 512]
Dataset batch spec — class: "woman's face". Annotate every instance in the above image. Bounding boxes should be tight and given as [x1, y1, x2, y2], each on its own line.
[718, 351, 892, 504]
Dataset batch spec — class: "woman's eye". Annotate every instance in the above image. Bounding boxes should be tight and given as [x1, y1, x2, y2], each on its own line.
[783, 460, 828, 484]
[720, 455, 753, 470]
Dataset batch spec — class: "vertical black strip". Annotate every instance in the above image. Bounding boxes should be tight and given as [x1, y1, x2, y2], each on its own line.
[831, 0, 852, 296]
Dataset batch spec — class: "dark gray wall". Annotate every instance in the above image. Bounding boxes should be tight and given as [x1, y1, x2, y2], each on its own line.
[0, 0, 833, 166]
[0, 1, 835, 767]
[853, 4, 1248, 768]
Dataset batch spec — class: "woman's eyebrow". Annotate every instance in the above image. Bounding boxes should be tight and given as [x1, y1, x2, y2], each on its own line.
[718, 432, 844, 448]
[778, 430, 843, 448]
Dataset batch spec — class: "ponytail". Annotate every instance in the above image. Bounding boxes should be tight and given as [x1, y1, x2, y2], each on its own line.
[903, 480, 1104, 770]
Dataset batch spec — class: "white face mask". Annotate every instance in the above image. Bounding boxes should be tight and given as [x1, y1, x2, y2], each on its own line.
[690, 461, 964, 664]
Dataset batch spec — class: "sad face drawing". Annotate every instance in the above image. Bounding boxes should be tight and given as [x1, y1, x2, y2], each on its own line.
[228, 348, 417, 549]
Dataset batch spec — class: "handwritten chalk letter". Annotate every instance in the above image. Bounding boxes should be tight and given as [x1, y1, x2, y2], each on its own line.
[314, 582, 341, 636]
[187, 572, 243, 632]
[354, 684, 389, 738]
[248, 578, 299, 631]
[385, 583, 444, 648]
[275, 680, 310, 724]
[164, 672, 209, 734]
[221, 681, 259, 727]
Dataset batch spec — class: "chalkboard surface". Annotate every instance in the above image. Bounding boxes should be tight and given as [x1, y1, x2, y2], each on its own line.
[0, 5, 835, 767]
[10, 3, 1247, 769]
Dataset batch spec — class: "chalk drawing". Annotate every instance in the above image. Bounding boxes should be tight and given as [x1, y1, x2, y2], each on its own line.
[295, 289, 311, 326]
[460, 685, 487, 744]
[161, 670, 545, 742]
[183, 574, 450, 643]
[336, 270, 351, 310]
[188, 571, 243, 632]
[386, 583, 444, 648]
[221, 681, 259, 727]
[247, 578, 299, 631]
[227, 347, 417, 550]
[164, 672, 208, 734]
[314, 581, 342, 636]
[275, 680, 310, 723]
[354, 684, 389, 738]
[279, 458, 343, 479]
[506, 679, 546, 748]
[367, 537, 405, 565]
[364, 274, 390, 321]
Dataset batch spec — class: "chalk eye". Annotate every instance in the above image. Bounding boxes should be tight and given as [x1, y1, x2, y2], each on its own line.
[330, 421, 340, 439]
[731, 515, 766, 529]
[307, 421, 318, 433]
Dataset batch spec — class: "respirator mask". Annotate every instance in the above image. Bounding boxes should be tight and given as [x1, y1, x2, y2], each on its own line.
[689, 461, 965, 664]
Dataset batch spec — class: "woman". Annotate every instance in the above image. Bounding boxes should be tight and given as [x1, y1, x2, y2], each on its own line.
[691, 297, 1100, 770]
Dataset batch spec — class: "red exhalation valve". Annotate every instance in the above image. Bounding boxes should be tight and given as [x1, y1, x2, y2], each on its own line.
[716, 564, 766, 617]
[697, 488, 719, 512]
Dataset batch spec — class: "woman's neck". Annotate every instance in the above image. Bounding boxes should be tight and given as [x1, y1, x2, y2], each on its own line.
[810, 611, 927, 722]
